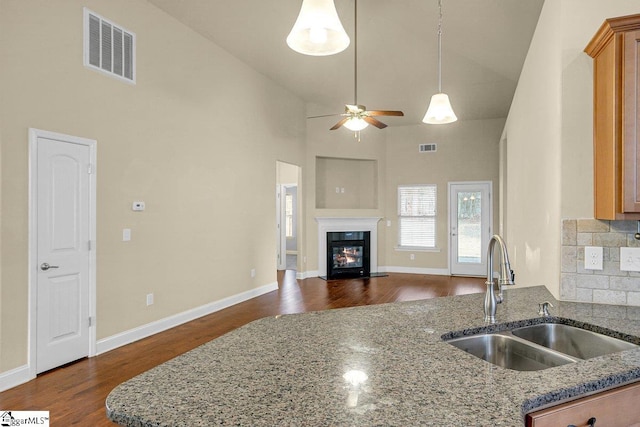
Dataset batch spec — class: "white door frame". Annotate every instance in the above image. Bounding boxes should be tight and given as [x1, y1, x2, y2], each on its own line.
[28, 128, 97, 378]
[276, 184, 285, 270]
[448, 181, 492, 276]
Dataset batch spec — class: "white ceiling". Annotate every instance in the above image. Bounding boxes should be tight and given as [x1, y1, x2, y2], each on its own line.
[148, 0, 545, 127]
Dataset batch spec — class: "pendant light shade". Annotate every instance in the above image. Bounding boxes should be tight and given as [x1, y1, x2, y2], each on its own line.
[422, 0, 457, 125]
[287, 0, 350, 56]
[423, 93, 457, 124]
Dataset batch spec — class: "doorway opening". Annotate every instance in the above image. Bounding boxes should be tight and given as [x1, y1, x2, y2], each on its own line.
[276, 161, 301, 273]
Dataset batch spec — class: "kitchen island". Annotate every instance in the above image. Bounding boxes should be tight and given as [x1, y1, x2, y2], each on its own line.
[106, 286, 640, 426]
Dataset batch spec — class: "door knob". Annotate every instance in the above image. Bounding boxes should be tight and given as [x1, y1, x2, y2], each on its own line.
[40, 262, 59, 271]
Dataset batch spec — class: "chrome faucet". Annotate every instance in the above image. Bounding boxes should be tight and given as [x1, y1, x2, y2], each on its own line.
[484, 235, 515, 323]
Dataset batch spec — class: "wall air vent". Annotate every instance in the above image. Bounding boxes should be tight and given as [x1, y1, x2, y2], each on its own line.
[419, 143, 437, 153]
[83, 8, 136, 84]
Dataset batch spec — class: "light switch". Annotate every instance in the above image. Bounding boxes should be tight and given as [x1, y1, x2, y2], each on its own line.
[621, 247, 640, 271]
[584, 246, 603, 270]
[123, 228, 131, 242]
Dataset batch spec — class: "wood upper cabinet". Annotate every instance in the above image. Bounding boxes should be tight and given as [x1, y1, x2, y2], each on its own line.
[526, 381, 640, 427]
[585, 14, 640, 220]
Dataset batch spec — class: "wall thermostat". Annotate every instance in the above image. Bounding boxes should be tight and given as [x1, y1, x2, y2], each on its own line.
[132, 201, 145, 211]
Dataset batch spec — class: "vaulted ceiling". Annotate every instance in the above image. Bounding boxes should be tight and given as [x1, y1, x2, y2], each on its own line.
[148, 0, 545, 126]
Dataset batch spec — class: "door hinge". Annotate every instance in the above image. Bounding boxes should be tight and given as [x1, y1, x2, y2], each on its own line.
[88, 316, 93, 327]
[88, 240, 92, 251]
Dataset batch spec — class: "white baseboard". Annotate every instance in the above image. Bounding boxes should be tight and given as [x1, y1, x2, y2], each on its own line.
[96, 281, 278, 355]
[0, 364, 32, 392]
[378, 266, 450, 276]
[297, 270, 318, 280]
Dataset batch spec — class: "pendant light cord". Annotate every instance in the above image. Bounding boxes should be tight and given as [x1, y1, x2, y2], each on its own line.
[437, 0, 443, 93]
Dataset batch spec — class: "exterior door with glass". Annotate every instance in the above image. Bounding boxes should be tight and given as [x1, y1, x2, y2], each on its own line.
[449, 182, 492, 276]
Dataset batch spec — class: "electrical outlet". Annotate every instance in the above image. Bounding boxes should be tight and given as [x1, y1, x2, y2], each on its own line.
[410, 253, 415, 261]
[250, 268, 256, 278]
[621, 247, 640, 271]
[123, 228, 131, 241]
[146, 293, 154, 306]
[584, 246, 603, 270]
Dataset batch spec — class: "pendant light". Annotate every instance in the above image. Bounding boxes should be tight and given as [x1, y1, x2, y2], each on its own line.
[422, 0, 457, 124]
[287, 0, 350, 56]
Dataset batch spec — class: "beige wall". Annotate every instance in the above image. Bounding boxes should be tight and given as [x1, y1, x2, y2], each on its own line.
[303, 116, 502, 275]
[316, 157, 377, 209]
[303, 118, 387, 273]
[277, 161, 300, 185]
[383, 120, 503, 271]
[503, 0, 640, 298]
[0, 0, 305, 373]
[502, 0, 563, 296]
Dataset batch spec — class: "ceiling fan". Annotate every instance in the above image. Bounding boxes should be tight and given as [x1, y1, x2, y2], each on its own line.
[308, 0, 404, 135]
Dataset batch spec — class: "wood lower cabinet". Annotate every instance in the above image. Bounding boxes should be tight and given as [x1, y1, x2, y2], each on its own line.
[526, 381, 640, 427]
[585, 14, 640, 220]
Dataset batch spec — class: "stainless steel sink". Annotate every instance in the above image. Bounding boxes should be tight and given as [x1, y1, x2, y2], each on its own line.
[511, 323, 638, 359]
[445, 321, 640, 371]
[446, 333, 575, 371]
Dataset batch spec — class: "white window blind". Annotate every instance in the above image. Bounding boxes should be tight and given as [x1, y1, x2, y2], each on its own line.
[398, 185, 436, 248]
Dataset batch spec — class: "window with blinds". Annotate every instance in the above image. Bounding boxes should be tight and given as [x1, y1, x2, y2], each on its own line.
[83, 8, 136, 84]
[398, 185, 437, 248]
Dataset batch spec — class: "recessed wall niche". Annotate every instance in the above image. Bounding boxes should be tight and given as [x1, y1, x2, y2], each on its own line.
[315, 156, 378, 209]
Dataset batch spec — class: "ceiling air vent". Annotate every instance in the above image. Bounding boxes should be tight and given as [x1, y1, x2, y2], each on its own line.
[419, 143, 437, 153]
[83, 8, 136, 84]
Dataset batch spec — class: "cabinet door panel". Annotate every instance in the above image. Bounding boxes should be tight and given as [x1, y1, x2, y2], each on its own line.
[624, 30, 640, 213]
[527, 382, 640, 427]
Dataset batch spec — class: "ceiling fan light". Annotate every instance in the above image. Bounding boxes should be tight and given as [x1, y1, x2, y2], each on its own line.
[343, 117, 369, 131]
[286, 0, 350, 56]
[422, 93, 457, 124]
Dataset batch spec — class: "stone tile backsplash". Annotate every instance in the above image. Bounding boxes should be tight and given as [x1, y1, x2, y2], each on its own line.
[561, 219, 640, 305]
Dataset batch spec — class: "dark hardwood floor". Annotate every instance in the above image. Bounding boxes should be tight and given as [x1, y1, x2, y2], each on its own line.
[0, 272, 484, 426]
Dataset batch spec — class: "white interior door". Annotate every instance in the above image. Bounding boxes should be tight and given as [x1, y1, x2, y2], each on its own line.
[34, 134, 93, 373]
[449, 182, 492, 277]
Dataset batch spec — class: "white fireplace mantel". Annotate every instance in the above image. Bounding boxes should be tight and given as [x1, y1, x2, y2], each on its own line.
[315, 217, 381, 277]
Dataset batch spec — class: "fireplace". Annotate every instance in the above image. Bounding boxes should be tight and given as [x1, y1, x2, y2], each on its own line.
[315, 217, 380, 278]
[326, 231, 370, 279]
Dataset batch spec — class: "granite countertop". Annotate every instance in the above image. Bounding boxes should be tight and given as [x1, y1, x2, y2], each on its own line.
[106, 286, 640, 426]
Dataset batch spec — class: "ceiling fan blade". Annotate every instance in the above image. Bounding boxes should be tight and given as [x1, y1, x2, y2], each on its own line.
[363, 116, 387, 129]
[330, 117, 350, 130]
[367, 110, 405, 117]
